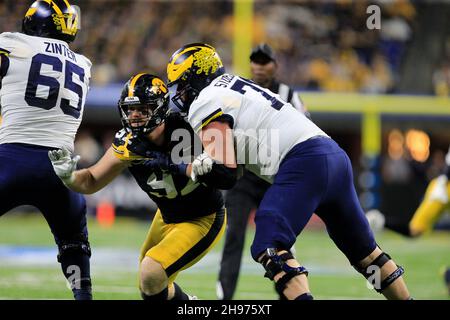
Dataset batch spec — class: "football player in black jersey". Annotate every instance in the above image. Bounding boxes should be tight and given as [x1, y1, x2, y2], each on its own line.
[48, 73, 226, 300]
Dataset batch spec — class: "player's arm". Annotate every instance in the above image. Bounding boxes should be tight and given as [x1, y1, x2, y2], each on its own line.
[49, 147, 129, 194]
[186, 120, 238, 189]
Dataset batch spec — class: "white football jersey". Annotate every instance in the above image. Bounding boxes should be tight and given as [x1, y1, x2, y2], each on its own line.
[0, 32, 91, 152]
[188, 74, 328, 182]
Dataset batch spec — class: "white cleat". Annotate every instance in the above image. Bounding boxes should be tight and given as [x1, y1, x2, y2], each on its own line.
[188, 294, 199, 300]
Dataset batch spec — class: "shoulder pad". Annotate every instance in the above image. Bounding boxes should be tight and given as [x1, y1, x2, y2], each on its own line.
[0, 32, 16, 54]
[77, 53, 92, 70]
[0, 32, 33, 58]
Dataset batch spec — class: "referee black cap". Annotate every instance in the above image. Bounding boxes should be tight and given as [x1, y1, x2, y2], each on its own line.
[250, 43, 276, 64]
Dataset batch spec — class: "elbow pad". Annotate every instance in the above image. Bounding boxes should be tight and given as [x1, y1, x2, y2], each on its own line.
[197, 163, 238, 190]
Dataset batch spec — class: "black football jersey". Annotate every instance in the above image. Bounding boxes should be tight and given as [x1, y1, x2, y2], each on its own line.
[112, 114, 224, 223]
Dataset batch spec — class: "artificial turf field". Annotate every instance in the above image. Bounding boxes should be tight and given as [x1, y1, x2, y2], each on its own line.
[0, 213, 448, 300]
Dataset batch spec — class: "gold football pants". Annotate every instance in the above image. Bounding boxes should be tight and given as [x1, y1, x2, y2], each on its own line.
[139, 208, 226, 283]
[410, 176, 450, 234]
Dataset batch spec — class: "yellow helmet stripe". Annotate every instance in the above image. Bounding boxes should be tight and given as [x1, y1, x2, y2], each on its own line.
[167, 48, 196, 82]
[128, 73, 146, 98]
[62, 0, 71, 10]
[51, 1, 64, 15]
[49, 1, 68, 33]
[25, 7, 38, 17]
[50, 0, 75, 35]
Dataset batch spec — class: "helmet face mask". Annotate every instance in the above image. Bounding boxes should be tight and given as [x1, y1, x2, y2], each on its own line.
[168, 74, 199, 115]
[22, 0, 80, 43]
[167, 43, 225, 114]
[118, 74, 170, 137]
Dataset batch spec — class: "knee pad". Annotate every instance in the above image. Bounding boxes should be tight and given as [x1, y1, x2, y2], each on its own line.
[353, 251, 404, 293]
[259, 248, 309, 297]
[57, 234, 91, 263]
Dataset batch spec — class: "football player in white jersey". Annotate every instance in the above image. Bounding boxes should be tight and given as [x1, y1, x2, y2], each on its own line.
[166, 43, 411, 300]
[0, 0, 92, 299]
[368, 145, 450, 295]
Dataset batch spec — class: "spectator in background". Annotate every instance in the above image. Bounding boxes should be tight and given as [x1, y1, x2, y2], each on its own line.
[3, 1, 422, 92]
[217, 43, 309, 300]
[74, 130, 103, 168]
[432, 61, 450, 97]
[249, 43, 308, 115]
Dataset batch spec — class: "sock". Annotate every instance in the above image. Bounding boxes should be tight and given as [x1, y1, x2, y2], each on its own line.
[172, 282, 189, 300]
[58, 245, 92, 300]
[141, 287, 169, 300]
[73, 278, 92, 300]
[294, 292, 314, 300]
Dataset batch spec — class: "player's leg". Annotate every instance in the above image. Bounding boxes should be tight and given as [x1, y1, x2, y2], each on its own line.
[316, 146, 410, 300]
[250, 142, 329, 300]
[140, 208, 226, 300]
[1, 144, 92, 300]
[34, 148, 92, 300]
[139, 210, 171, 299]
[0, 144, 32, 216]
[409, 174, 450, 236]
[218, 179, 258, 300]
[38, 192, 92, 300]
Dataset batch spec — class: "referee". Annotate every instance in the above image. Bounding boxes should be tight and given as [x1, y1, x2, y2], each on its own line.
[217, 43, 309, 300]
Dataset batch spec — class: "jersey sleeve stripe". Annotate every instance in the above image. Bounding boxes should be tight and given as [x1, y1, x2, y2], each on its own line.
[0, 50, 10, 78]
[111, 133, 146, 161]
[112, 143, 124, 154]
[0, 48, 10, 56]
[198, 108, 224, 131]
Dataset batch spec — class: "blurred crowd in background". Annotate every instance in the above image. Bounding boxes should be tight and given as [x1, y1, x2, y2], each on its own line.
[2, 0, 449, 95]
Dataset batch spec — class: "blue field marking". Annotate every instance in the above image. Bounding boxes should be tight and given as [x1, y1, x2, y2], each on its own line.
[0, 245, 57, 266]
[0, 245, 139, 270]
[0, 245, 355, 276]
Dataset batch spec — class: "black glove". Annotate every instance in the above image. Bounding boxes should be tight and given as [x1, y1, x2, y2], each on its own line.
[143, 150, 188, 176]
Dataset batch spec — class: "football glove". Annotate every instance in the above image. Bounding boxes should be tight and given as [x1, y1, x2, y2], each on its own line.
[143, 150, 188, 176]
[48, 148, 80, 185]
[190, 152, 214, 182]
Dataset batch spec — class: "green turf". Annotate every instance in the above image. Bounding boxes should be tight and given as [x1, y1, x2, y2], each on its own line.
[0, 213, 449, 300]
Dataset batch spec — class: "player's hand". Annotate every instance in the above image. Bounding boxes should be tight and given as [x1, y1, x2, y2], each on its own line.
[143, 151, 187, 176]
[190, 152, 214, 181]
[48, 148, 80, 184]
